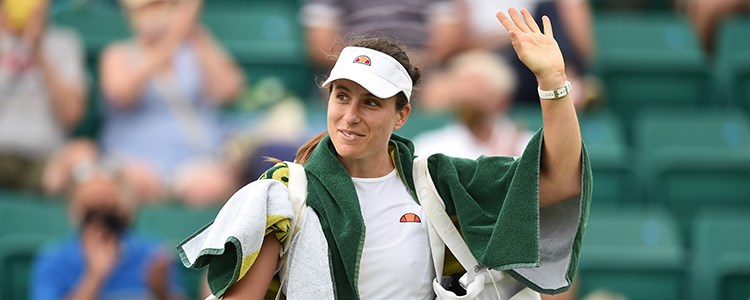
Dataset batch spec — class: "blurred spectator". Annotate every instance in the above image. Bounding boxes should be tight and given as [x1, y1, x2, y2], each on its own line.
[0, 0, 87, 192]
[581, 289, 628, 300]
[98, 0, 244, 205]
[31, 174, 184, 300]
[413, 50, 533, 158]
[680, 0, 750, 54]
[457, 0, 593, 108]
[300, 0, 463, 70]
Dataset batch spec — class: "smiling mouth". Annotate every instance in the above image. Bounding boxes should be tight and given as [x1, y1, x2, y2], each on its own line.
[338, 129, 365, 140]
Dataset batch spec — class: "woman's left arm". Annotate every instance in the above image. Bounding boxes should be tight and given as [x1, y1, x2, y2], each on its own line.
[497, 8, 582, 208]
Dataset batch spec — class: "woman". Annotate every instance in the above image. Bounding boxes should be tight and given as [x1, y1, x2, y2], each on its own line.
[183, 8, 592, 299]
[98, 0, 244, 205]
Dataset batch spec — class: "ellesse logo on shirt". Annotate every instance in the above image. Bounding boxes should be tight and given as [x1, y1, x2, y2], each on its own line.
[399, 213, 421, 223]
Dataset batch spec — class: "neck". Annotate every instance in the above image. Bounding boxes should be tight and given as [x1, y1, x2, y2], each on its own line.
[338, 146, 395, 178]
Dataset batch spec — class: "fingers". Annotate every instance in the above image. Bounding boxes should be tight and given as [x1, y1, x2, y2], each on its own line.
[520, 8, 541, 33]
[508, 8, 531, 33]
[495, 11, 515, 33]
[542, 15, 554, 38]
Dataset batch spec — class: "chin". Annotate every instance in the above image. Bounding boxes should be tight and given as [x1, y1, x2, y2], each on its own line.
[331, 142, 364, 160]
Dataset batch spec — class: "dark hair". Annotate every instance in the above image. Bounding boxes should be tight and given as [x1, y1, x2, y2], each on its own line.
[297, 36, 421, 165]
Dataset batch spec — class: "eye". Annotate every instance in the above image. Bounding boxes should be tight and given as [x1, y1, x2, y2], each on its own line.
[336, 93, 350, 102]
[364, 99, 381, 107]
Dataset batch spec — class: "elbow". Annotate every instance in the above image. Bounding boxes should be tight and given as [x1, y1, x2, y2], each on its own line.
[103, 85, 139, 110]
[209, 73, 244, 105]
[539, 173, 582, 208]
[59, 88, 87, 130]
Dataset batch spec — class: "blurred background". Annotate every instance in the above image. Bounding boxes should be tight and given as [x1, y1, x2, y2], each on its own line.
[0, 0, 749, 299]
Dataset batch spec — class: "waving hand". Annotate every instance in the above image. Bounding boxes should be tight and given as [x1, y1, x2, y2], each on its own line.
[496, 8, 566, 89]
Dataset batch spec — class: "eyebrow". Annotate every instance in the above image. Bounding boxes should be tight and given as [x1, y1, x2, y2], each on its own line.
[334, 85, 378, 99]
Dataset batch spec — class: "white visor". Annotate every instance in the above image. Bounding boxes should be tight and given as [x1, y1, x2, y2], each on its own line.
[322, 46, 413, 102]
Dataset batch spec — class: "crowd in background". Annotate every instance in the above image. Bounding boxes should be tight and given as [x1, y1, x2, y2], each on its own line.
[0, 0, 747, 299]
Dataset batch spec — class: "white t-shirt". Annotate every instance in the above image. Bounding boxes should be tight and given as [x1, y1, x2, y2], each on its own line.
[352, 169, 434, 300]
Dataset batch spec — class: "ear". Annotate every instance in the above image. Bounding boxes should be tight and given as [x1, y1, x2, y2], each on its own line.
[393, 103, 412, 131]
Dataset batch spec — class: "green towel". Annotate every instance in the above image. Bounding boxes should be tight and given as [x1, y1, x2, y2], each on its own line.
[302, 128, 592, 298]
[195, 127, 592, 298]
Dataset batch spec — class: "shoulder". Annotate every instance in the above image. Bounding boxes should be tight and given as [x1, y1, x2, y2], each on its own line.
[259, 162, 291, 187]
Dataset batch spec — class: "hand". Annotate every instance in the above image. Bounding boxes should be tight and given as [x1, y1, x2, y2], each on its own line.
[496, 8, 566, 89]
[147, 251, 172, 300]
[82, 224, 120, 279]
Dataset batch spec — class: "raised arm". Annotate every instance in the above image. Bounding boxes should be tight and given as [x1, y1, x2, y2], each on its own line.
[101, 0, 202, 109]
[496, 8, 582, 207]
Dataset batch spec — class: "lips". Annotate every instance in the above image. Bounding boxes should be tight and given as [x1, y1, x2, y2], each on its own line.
[338, 129, 365, 141]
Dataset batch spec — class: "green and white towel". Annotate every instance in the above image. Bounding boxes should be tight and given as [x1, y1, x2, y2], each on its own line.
[177, 179, 294, 297]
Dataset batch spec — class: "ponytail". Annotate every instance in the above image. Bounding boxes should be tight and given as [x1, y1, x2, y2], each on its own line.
[295, 131, 328, 165]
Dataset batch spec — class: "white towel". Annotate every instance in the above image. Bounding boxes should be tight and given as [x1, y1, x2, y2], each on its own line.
[177, 179, 294, 297]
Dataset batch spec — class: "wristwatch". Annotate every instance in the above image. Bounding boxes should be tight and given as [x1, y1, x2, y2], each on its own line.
[537, 80, 572, 100]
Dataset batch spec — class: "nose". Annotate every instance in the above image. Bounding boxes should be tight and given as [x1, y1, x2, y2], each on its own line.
[343, 101, 361, 125]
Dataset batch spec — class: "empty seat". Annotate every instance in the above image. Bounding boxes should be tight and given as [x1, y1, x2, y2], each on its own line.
[511, 107, 632, 207]
[396, 109, 455, 140]
[634, 109, 750, 240]
[201, 3, 312, 98]
[579, 110, 632, 208]
[579, 208, 685, 300]
[715, 16, 750, 111]
[690, 209, 750, 300]
[51, 8, 130, 60]
[595, 14, 710, 130]
[0, 199, 70, 238]
[0, 235, 54, 300]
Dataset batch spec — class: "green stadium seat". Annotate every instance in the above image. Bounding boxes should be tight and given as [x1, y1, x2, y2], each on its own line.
[634, 109, 750, 240]
[0, 234, 54, 300]
[51, 8, 130, 61]
[590, 0, 673, 13]
[715, 16, 750, 111]
[579, 208, 685, 300]
[395, 109, 455, 140]
[579, 110, 632, 208]
[511, 106, 632, 207]
[595, 14, 710, 131]
[0, 198, 71, 299]
[201, 3, 312, 99]
[0, 199, 71, 238]
[690, 210, 750, 300]
[135, 204, 220, 300]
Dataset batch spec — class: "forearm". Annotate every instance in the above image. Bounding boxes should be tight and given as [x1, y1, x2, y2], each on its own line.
[556, 0, 594, 63]
[64, 272, 104, 300]
[537, 72, 582, 207]
[37, 54, 85, 130]
[306, 26, 339, 70]
[428, 20, 463, 65]
[192, 31, 244, 104]
[102, 0, 202, 108]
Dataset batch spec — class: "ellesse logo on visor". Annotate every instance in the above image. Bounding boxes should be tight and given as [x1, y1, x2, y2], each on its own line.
[353, 55, 371, 66]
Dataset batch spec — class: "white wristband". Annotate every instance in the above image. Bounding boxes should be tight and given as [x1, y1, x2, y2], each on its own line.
[537, 80, 572, 100]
